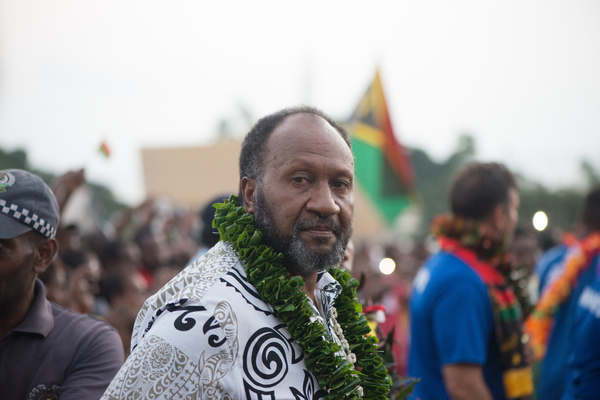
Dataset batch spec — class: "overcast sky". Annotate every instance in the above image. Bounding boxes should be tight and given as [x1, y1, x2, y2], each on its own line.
[1, 0, 599, 205]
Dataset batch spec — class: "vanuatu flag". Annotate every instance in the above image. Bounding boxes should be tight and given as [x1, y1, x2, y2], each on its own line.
[346, 70, 416, 226]
[99, 141, 111, 158]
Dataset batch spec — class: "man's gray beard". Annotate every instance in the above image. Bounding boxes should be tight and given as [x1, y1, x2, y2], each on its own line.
[253, 189, 351, 275]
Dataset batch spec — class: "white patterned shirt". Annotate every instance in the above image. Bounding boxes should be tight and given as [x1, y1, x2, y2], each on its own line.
[101, 241, 343, 400]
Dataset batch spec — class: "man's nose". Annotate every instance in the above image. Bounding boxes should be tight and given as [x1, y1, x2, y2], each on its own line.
[306, 182, 340, 216]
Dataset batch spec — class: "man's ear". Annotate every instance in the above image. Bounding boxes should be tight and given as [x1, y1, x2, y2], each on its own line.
[240, 176, 257, 214]
[33, 238, 58, 275]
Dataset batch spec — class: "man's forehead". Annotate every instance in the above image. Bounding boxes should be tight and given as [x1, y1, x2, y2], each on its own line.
[274, 154, 354, 173]
[267, 113, 350, 152]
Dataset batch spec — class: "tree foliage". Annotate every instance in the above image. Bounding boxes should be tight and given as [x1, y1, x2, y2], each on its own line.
[410, 134, 475, 235]
[0, 148, 30, 171]
[581, 159, 600, 188]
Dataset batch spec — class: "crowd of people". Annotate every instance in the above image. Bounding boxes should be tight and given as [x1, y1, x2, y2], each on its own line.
[1, 105, 598, 399]
[40, 176, 225, 358]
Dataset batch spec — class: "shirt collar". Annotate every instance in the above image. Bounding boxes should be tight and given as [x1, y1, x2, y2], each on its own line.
[312, 271, 342, 331]
[316, 271, 342, 296]
[12, 279, 54, 337]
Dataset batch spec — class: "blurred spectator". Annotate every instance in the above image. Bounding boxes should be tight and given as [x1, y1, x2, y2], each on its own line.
[98, 239, 141, 277]
[188, 193, 230, 263]
[99, 270, 148, 357]
[353, 242, 389, 304]
[341, 238, 355, 272]
[38, 261, 68, 307]
[105, 307, 137, 360]
[61, 250, 101, 314]
[539, 225, 564, 252]
[99, 271, 148, 317]
[81, 229, 112, 260]
[350, 240, 419, 377]
[527, 187, 600, 399]
[379, 279, 410, 376]
[56, 224, 83, 258]
[164, 207, 198, 267]
[134, 227, 172, 290]
[378, 243, 421, 377]
[511, 225, 542, 304]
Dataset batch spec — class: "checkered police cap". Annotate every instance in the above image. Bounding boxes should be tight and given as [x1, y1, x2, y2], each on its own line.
[0, 169, 60, 239]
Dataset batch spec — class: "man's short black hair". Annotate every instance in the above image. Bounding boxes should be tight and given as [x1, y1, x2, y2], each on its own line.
[238, 106, 351, 201]
[581, 187, 600, 232]
[450, 162, 517, 221]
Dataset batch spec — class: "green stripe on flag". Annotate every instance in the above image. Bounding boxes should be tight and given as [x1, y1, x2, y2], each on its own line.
[352, 137, 411, 223]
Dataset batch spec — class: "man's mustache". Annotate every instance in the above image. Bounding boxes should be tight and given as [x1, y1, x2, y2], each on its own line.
[295, 216, 343, 236]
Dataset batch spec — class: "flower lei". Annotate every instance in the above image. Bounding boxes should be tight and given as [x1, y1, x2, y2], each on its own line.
[212, 195, 391, 400]
[431, 214, 508, 263]
[431, 214, 532, 314]
[525, 232, 600, 361]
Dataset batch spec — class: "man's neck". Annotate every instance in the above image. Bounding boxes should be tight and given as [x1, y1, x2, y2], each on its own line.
[0, 289, 35, 339]
[282, 261, 320, 303]
[300, 273, 319, 304]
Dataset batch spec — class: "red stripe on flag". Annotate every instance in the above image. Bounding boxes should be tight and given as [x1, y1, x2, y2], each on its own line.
[99, 142, 111, 158]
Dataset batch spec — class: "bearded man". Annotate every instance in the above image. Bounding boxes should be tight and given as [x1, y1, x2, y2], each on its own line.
[408, 162, 533, 400]
[102, 106, 391, 400]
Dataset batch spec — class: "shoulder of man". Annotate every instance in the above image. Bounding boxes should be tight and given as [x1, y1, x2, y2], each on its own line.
[412, 251, 488, 299]
[50, 302, 113, 330]
[424, 251, 486, 284]
[44, 303, 124, 398]
[535, 244, 569, 276]
[102, 299, 245, 399]
[131, 241, 241, 347]
[50, 302, 123, 355]
[535, 244, 574, 295]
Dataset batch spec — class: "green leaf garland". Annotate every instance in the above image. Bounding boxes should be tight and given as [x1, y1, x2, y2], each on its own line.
[213, 195, 392, 399]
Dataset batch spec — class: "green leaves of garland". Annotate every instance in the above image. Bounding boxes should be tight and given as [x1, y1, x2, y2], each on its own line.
[329, 267, 392, 399]
[213, 195, 391, 399]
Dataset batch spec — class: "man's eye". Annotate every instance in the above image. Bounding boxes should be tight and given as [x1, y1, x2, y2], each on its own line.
[292, 177, 308, 184]
[333, 180, 349, 189]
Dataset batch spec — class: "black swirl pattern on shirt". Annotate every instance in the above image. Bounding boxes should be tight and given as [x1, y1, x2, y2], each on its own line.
[203, 316, 227, 348]
[243, 327, 292, 388]
[165, 302, 206, 332]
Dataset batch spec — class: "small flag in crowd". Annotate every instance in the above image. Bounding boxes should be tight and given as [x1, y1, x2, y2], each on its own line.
[99, 141, 111, 158]
[346, 70, 416, 226]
